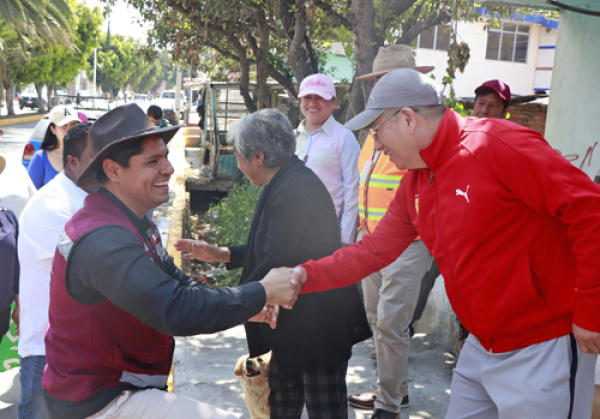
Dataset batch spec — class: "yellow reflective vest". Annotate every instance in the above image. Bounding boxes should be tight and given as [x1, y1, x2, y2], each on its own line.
[358, 133, 406, 233]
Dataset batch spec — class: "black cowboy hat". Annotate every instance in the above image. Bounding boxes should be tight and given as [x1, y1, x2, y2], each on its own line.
[76, 103, 181, 187]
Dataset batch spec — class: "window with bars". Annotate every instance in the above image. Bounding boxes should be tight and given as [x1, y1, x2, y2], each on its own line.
[486, 22, 530, 63]
[417, 25, 451, 51]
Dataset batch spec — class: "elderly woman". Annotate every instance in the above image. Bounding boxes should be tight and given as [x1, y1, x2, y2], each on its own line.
[175, 109, 370, 418]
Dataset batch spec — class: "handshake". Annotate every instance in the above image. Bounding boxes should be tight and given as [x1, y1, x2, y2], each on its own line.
[259, 267, 307, 309]
[174, 239, 308, 327]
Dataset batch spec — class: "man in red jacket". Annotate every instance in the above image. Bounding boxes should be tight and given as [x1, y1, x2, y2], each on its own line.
[275, 68, 600, 418]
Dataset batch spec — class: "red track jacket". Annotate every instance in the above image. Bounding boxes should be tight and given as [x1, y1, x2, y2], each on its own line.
[301, 109, 600, 353]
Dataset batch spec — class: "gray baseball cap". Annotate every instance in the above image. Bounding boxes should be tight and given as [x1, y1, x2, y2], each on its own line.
[345, 68, 442, 131]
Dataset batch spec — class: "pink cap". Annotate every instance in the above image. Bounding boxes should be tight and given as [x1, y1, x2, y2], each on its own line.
[298, 74, 336, 100]
[77, 112, 88, 123]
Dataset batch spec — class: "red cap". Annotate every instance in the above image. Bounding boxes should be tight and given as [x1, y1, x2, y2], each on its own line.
[474, 80, 511, 105]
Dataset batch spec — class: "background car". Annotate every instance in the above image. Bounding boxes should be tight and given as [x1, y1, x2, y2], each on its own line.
[21, 108, 107, 169]
[134, 94, 148, 103]
[18, 88, 47, 110]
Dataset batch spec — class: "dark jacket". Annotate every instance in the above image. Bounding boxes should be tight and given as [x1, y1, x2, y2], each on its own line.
[228, 156, 371, 377]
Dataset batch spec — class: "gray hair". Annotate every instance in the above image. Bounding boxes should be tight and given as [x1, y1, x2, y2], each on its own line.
[227, 108, 295, 168]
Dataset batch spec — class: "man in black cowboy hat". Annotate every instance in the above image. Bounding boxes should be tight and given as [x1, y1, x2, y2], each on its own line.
[41, 104, 301, 419]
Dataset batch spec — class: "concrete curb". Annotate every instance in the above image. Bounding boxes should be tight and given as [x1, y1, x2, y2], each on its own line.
[0, 114, 44, 126]
[165, 128, 189, 265]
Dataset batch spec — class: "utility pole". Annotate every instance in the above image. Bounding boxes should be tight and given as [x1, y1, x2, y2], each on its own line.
[175, 64, 182, 125]
[93, 48, 97, 97]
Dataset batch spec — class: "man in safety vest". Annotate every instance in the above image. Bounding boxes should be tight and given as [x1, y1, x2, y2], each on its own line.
[347, 45, 434, 419]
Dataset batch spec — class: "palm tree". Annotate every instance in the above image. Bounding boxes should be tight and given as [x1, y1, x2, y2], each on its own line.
[0, 0, 74, 49]
[0, 0, 75, 115]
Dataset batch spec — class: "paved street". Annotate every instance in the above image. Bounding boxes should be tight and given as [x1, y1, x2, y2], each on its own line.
[0, 121, 38, 164]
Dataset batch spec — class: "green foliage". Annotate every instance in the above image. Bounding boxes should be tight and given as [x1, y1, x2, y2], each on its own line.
[0, 0, 75, 50]
[204, 179, 262, 287]
[89, 33, 160, 97]
[442, 77, 470, 117]
[332, 25, 357, 69]
[8, 1, 102, 112]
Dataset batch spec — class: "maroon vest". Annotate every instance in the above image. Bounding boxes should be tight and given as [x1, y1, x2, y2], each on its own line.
[42, 192, 173, 402]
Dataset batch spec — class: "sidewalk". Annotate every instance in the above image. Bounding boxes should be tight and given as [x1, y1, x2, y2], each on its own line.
[0, 327, 454, 419]
[0, 128, 455, 419]
[174, 326, 454, 419]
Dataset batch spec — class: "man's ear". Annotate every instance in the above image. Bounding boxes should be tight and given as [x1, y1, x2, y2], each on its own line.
[102, 159, 121, 182]
[401, 108, 418, 134]
[66, 155, 78, 171]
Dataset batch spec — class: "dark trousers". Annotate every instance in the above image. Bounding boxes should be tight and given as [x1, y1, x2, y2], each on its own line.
[268, 360, 348, 419]
[0, 306, 11, 341]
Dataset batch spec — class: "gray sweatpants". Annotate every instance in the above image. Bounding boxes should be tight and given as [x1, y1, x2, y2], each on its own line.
[446, 334, 597, 419]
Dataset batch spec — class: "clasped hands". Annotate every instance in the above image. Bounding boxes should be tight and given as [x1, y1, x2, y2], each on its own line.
[175, 239, 308, 329]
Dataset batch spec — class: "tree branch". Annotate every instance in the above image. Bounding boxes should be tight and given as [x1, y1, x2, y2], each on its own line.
[312, 0, 353, 29]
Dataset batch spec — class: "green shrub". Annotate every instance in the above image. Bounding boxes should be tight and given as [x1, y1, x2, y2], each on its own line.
[204, 179, 262, 287]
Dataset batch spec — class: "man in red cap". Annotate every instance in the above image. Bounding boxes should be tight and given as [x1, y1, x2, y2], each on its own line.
[473, 80, 511, 119]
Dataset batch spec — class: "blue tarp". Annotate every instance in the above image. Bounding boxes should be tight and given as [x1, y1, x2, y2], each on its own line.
[476, 6, 559, 30]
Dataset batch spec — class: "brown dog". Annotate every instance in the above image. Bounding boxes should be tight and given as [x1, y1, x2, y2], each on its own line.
[234, 352, 271, 419]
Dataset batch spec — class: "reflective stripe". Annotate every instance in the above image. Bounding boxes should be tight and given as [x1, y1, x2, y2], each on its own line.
[58, 230, 74, 260]
[369, 181, 400, 189]
[120, 371, 168, 389]
[370, 174, 402, 181]
[361, 176, 401, 190]
[359, 205, 387, 221]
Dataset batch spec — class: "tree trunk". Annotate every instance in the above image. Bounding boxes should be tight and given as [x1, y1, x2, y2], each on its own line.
[347, 0, 379, 121]
[35, 83, 47, 113]
[5, 81, 15, 116]
[49, 81, 58, 109]
[230, 35, 257, 113]
[288, 1, 317, 90]
[253, 10, 271, 110]
[287, 102, 301, 127]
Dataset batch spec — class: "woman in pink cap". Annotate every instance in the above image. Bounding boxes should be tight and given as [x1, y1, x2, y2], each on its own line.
[294, 74, 360, 247]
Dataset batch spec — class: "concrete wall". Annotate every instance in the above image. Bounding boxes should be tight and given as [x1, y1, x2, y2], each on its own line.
[533, 28, 557, 91]
[545, 9, 600, 180]
[414, 20, 556, 98]
[541, 9, 600, 384]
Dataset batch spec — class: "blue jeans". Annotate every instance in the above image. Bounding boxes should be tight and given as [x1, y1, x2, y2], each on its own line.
[18, 355, 47, 419]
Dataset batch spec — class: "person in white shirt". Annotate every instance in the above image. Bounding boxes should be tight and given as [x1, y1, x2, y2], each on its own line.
[0, 129, 36, 219]
[17, 122, 95, 419]
[295, 74, 360, 246]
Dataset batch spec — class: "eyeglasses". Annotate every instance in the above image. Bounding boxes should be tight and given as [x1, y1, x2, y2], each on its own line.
[369, 109, 401, 141]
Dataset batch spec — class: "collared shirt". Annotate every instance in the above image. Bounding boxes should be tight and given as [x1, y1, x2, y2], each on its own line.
[295, 115, 360, 244]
